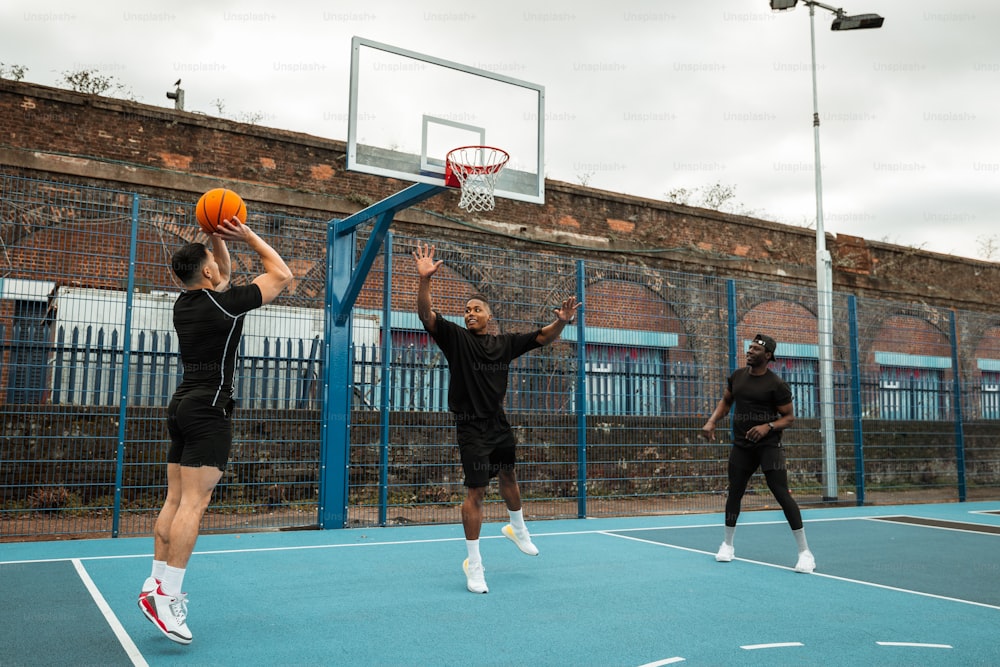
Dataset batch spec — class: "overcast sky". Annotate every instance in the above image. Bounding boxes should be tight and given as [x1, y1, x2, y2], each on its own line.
[3, 0, 997, 260]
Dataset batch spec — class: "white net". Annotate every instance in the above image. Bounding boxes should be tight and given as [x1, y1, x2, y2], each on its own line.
[446, 146, 509, 212]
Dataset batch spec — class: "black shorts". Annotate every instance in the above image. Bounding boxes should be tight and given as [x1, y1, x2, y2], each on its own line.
[728, 442, 786, 473]
[456, 413, 517, 488]
[166, 397, 234, 471]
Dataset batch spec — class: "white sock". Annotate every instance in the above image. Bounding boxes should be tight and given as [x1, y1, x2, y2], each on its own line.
[724, 525, 736, 547]
[161, 565, 186, 596]
[508, 508, 527, 533]
[151, 560, 166, 581]
[793, 528, 810, 553]
[466, 539, 481, 566]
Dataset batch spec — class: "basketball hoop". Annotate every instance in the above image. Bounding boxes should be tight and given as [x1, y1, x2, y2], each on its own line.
[445, 146, 509, 212]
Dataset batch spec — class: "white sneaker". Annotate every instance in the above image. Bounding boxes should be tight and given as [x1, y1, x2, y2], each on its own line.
[794, 550, 816, 573]
[148, 587, 193, 644]
[502, 524, 539, 556]
[137, 577, 159, 626]
[463, 558, 488, 594]
[715, 542, 735, 562]
[141, 576, 158, 595]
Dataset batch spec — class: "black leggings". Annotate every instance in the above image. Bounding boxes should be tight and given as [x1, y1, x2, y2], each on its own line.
[724, 463, 803, 530]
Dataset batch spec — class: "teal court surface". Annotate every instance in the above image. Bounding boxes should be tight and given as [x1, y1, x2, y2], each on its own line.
[2, 501, 998, 666]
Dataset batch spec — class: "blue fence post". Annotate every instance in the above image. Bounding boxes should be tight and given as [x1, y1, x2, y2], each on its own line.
[318, 223, 354, 529]
[726, 280, 738, 374]
[112, 194, 141, 537]
[0, 324, 5, 395]
[378, 232, 393, 526]
[575, 259, 588, 518]
[847, 296, 865, 505]
[949, 310, 968, 501]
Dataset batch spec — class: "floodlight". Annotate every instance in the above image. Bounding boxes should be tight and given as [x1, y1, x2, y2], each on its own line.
[770, 0, 799, 9]
[831, 13, 885, 30]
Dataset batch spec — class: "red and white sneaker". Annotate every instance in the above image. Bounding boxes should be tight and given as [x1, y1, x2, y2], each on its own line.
[147, 586, 192, 645]
[137, 577, 159, 626]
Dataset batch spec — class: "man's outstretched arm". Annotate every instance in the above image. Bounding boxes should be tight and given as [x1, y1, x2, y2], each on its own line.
[213, 218, 293, 305]
[412, 241, 443, 333]
[535, 296, 582, 346]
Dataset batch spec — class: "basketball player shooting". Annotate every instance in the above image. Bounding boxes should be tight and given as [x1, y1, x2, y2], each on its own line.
[139, 214, 292, 644]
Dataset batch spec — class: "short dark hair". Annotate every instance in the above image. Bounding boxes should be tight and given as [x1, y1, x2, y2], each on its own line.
[466, 294, 492, 313]
[171, 243, 208, 285]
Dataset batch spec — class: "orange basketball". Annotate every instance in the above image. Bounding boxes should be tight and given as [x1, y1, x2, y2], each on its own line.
[196, 188, 247, 233]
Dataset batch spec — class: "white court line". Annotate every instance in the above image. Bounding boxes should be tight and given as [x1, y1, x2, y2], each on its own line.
[0, 516, 855, 566]
[877, 641, 953, 649]
[635, 657, 686, 666]
[600, 530, 731, 559]
[0, 512, 975, 566]
[72, 558, 148, 667]
[741, 642, 804, 650]
[599, 530, 1000, 612]
[0, 513, 987, 567]
[1, 536, 470, 565]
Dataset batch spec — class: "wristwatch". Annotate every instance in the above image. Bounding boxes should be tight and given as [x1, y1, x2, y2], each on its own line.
[767, 422, 776, 431]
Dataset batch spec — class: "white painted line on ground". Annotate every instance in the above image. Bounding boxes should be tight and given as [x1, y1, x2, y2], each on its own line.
[635, 657, 686, 666]
[0, 516, 855, 565]
[741, 642, 804, 650]
[602, 530, 817, 574]
[876, 641, 953, 649]
[598, 530, 1000, 611]
[72, 558, 148, 667]
[599, 530, 733, 559]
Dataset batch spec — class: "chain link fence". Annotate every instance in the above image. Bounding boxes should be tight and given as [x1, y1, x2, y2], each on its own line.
[1, 172, 997, 540]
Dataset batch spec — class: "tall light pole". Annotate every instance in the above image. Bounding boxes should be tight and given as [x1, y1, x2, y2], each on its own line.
[769, 0, 884, 501]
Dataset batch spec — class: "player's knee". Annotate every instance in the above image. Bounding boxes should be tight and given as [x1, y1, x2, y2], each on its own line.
[497, 468, 517, 484]
[179, 491, 215, 517]
[154, 519, 171, 543]
[161, 492, 181, 513]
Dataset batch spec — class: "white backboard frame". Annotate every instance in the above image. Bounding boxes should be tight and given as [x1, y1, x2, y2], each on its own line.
[347, 36, 545, 205]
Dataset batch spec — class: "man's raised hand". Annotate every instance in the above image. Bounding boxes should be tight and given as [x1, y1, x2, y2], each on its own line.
[412, 241, 443, 279]
[553, 296, 582, 323]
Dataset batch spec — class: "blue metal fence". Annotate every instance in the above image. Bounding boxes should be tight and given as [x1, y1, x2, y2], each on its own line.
[1, 173, 999, 540]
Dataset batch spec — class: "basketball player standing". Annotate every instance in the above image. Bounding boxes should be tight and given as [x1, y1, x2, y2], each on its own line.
[412, 241, 580, 593]
[701, 333, 816, 573]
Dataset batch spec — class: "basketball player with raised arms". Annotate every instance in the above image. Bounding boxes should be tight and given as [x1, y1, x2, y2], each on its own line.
[413, 241, 580, 594]
[139, 215, 292, 644]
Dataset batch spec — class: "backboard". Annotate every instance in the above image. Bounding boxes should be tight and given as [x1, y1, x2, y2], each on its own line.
[347, 37, 545, 205]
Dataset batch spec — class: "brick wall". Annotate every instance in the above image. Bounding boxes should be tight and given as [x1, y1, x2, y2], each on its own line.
[2, 77, 999, 311]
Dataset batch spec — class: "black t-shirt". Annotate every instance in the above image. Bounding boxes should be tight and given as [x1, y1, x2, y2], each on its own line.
[727, 366, 793, 447]
[172, 284, 263, 406]
[428, 314, 542, 419]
